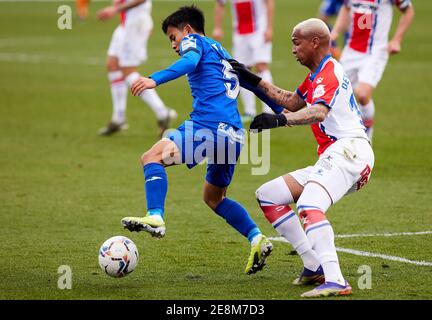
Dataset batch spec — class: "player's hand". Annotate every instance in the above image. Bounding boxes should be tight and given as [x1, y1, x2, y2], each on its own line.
[264, 28, 273, 43]
[250, 113, 287, 132]
[228, 59, 262, 87]
[212, 28, 223, 42]
[131, 77, 157, 96]
[97, 6, 118, 21]
[388, 40, 401, 55]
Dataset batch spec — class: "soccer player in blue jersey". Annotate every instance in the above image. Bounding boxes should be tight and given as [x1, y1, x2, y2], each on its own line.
[121, 5, 273, 274]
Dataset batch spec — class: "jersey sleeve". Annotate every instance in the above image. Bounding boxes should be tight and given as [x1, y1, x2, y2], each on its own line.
[180, 34, 203, 57]
[393, 0, 411, 11]
[149, 35, 202, 86]
[310, 70, 340, 109]
[343, 0, 351, 8]
[295, 75, 309, 100]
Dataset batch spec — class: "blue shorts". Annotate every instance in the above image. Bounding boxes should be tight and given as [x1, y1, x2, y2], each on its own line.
[166, 120, 244, 188]
[320, 0, 344, 17]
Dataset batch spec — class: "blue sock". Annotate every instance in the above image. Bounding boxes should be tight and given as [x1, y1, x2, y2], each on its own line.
[214, 198, 261, 243]
[143, 163, 167, 218]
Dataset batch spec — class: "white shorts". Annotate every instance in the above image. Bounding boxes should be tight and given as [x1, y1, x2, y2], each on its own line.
[339, 46, 389, 88]
[232, 31, 272, 66]
[107, 18, 152, 67]
[289, 138, 374, 205]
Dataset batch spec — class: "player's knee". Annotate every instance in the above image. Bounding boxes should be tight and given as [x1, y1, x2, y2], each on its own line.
[255, 182, 271, 203]
[355, 90, 371, 106]
[203, 194, 222, 211]
[106, 57, 119, 72]
[255, 63, 269, 73]
[141, 150, 155, 165]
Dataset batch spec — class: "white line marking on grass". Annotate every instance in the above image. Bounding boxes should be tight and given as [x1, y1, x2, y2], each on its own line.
[270, 230, 432, 241]
[335, 247, 432, 267]
[269, 231, 432, 267]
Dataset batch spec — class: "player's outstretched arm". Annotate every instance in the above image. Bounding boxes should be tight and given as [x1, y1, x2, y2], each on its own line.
[250, 103, 329, 132]
[330, 5, 350, 42]
[97, 0, 146, 20]
[212, 1, 225, 42]
[258, 81, 306, 112]
[388, 4, 415, 55]
[229, 59, 305, 112]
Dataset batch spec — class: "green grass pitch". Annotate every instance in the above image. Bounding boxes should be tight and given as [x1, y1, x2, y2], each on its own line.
[0, 0, 431, 300]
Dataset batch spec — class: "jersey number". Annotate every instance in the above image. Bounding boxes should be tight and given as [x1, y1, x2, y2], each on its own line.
[221, 59, 240, 99]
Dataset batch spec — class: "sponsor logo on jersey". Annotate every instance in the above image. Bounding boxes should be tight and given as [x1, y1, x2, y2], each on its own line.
[313, 84, 326, 99]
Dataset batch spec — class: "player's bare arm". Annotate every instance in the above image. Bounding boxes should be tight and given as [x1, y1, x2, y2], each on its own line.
[388, 4, 415, 54]
[258, 80, 306, 112]
[212, 1, 225, 41]
[283, 103, 329, 126]
[330, 4, 350, 42]
[250, 103, 329, 132]
[97, 0, 147, 21]
[264, 0, 275, 42]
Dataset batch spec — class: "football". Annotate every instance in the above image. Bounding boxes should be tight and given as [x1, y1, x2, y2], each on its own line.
[98, 236, 139, 278]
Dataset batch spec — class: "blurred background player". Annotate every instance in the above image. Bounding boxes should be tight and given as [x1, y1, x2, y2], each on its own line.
[76, 0, 90, 21]
[330, 0, 414, 141]
[97, 0, 177, 137]
[212, 0, 275, 123]
[318, 0, 344, 59]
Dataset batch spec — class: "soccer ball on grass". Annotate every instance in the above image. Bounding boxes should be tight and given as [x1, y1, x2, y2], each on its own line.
[98, 236, 139, 278]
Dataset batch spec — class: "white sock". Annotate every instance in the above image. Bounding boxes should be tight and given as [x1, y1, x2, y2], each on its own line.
[360, 99, 375, 141]
[125, 72, 169, 120]
[307, 222, 345, 285]
[257, 69, 274, 114]
[108, 71, 127, 124]
[276, 214, 321, 271]
[239, 87, 256, 116]
[256, 177, 320, 271]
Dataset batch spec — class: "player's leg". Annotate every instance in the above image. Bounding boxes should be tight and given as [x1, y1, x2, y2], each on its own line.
[255, 173, 324, 285]
[255, 63, 274, 114]
[121, 20, 177, 137]
[233, 34, 256, 122]
[252, 32, 274, 115]
[123, 68, 176, 137]
[76, 0, 89, 21]
[99, 27, 129, 136]
[203, 177, 272, 275]
[355, 83, 375, 141]
[122, 138, 181, 238]
[297, 182, 352, 298]
[356, 53, 389, 141]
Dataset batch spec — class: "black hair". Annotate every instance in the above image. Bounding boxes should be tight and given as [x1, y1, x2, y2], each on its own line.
[162, 5, 205, 35]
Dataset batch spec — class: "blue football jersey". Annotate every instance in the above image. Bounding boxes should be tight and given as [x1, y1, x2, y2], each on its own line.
[179, 34, 242, 129]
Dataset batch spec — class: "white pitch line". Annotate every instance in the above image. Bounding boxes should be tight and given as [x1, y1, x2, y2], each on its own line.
[335, 247, 432, 267]
[270, 230, 432, 241]
[269, 231, 432, 267]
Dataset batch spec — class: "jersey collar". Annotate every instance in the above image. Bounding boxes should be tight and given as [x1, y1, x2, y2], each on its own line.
[309, 54, 332, 81]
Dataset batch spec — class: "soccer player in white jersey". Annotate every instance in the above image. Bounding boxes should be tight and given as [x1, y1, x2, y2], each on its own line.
[330, 0, 414, 141]
[212, 0, 275, 122]
[230, 18, 374, 297]
[97, 0, 177, 137]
